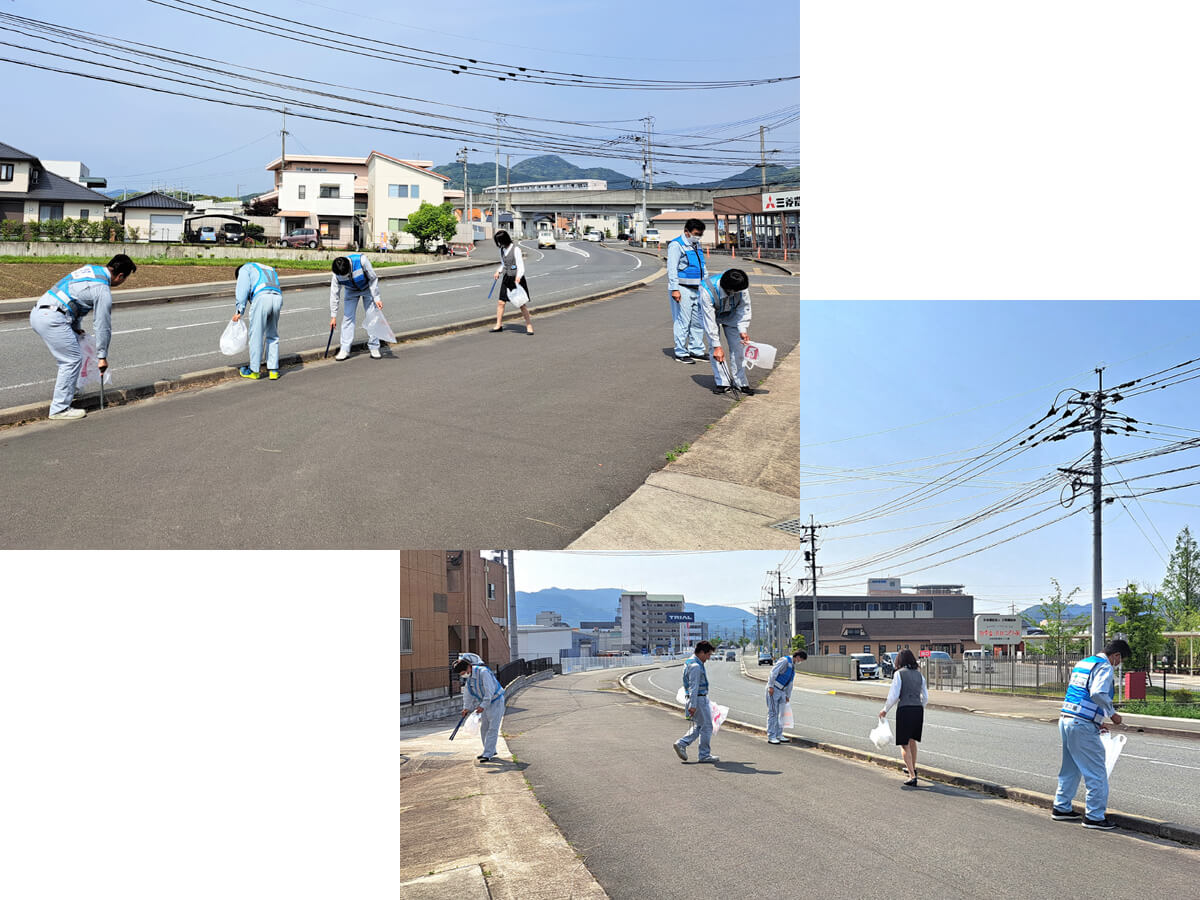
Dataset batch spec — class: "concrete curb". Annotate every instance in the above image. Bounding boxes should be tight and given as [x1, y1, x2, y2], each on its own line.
[0, 264, 666, 430]
[623, 245, 796, 276]
[617, 667, 1200, 848]
[0, 257, 496, 322]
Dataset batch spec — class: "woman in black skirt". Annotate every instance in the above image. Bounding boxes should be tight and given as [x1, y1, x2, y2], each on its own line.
[489, 230, 534, 335]
[879, 648, 928, 786]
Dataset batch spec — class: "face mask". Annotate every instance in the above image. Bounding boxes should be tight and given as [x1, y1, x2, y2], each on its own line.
[689, 234, 701, 246]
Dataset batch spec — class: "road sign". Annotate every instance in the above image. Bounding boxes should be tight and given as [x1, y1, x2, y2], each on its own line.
[974, 615, 1023, 645]
[665, 612, 694, 623]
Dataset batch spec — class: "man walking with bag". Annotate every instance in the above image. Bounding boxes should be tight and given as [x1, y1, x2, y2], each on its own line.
[231, 262, 283, 380]
[1052, 639, 1131, 830]
[673, 641, 718, 763]
[29, 254, 136, 420]
[329, 254, 383, 360]
[766, 650, 806, 744]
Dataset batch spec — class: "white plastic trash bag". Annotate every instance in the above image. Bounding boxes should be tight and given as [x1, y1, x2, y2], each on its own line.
[869, 717, 893, 750]
[363, 305, 396, 343]
[710, 701, 730, 734]
[1101, 732, 1126, 777]
[744, 341, 777, 370]
[461, 711, 482, 737]
[506, 283, 530, 308]
[781, 701, 794, 728]
[76, 334, 112, 391]
[219, 318, 248, 356]
[676, 686, 687, 705]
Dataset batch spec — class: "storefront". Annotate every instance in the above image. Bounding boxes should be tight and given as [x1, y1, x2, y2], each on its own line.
[712, 184, 798, 259]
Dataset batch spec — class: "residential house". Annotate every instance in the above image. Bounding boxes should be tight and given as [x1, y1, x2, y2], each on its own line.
[364, 151, 450, 249]
[650, 210, 718, 247]
[111, 191, 195, 242]
[0, 141, 112, 225]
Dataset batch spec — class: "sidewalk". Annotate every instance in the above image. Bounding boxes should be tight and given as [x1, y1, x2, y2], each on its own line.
[400, 717, 608, 900]
[740, 661, 1200, 738]
[569, 343, 799, 549]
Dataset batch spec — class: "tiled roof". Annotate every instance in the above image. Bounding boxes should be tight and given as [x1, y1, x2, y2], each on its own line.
[111, 191, 194, 211]
[0, 141, 38, 161]
[0, 169, 113, 205]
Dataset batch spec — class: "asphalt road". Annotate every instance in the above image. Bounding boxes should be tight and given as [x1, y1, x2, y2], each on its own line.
[630, 660, 1200, 829]
[0, 272, 798, 548]
[504, 669, 1199, 900]
[0, 241, 653, 411]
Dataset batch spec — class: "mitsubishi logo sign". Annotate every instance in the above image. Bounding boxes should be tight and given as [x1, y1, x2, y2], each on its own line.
[761, 190, 799, 212]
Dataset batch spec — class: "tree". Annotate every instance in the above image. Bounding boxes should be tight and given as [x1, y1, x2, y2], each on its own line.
[1160, 526, 1200, 628]
[403, 201, 458, 251]
[246, 197, 279, 217]
[1108, 582, 1165, 669]
[1024, 578, 1087, 658]
[790, 633, 807, 654]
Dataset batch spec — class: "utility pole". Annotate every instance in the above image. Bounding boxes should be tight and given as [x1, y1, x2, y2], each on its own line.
[760, 125, 767, 191]
[1091, 368, 1105, 654]
[456, 147, 469, 228]
[802, 516, 824, 654]
[646, 116, 655, 189]
[280, 107, 288, 173]
[505, 153, 511, 233]
[507, 550, 518, 662]
[493, 114, 502, 229]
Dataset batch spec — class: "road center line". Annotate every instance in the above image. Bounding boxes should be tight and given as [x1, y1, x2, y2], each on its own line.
[112, 327, 153, 335]
[165, 320, 224, 330]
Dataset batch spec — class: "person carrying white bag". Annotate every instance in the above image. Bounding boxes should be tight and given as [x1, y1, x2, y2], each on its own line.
[672, 640, 719, 763]
[766, 649, 807, 744]
[698, 269, 755, 396]
[489, 230, 534, 335]
[452, 656, 506, 763]
[879, 648, 928, 787]
[329, 254, 385, 360]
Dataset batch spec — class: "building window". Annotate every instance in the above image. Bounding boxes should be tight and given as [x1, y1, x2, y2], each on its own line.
[912, 602, 927, 611]
[79, 209, 89, 221]
[487, 583, 496, 602]
[298, 185, 306, 200]
[867, 603, 879, 611]
[0, 164, 13, 181]
[389, 184, 408, 198]
[838, 644, 847, 655]
[433, 592, 447, 613]
[388, 218, 406, 231]
[39, 203, 63, 221]
[400, 618, 413, 653]
[411, 184, 419, 198]
[320, 185, 340, 199]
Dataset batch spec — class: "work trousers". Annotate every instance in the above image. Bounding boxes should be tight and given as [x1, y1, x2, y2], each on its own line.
[30, 305, 83, 415]
[247, 292, 283, 373]
[1054, 716, 1109, 820]
[340, 291, 380, 353]
[480, 698, 505, 758]
[670, 285, 705, 359]
[708, 319, 748, 388]
[678, 696, 714, 760]
[765, 689, 789, 741]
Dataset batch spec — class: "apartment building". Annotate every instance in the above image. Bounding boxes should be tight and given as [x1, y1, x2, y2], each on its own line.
[618, 592, 687, 654]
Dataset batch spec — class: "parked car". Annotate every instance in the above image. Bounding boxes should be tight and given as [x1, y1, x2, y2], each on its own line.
[963, 649, 996, 672]
[879, 652, 898, 678]
[758, 651, 773, 666]
[197, 226, 217, 243]
[850, 652, 880, 679]
[537, 232, 556, 249]
[643, 228, 660, 245]
[617, 232, 629, 240]
[280, 227, 321, 249]
[221, 223, 244, 244]
[725, 650, 736, 661]
[921, 650, 954, 667]
[584, 231, 602, 242]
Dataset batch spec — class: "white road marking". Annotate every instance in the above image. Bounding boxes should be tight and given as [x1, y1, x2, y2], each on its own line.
[280, 307, 315, 315]
[1122, 753, 1200, 771]
[113, 327, 153, 335]
[165, 320, 224, 330]
[560, 243, 590, 258]
[566, 265, 579, 270]
[417, 286, 482, 296]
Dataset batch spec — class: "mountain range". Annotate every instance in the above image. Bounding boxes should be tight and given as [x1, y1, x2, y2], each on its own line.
[432, 154, 799, 194]
[517, 587, 755, 636]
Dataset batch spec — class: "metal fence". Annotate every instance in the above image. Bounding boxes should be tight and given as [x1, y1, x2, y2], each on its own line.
[560, 653, 691, 674]
[923, 655, 1086, 695]
[496, 657, 555, 687]
[401, 666, 461, 706]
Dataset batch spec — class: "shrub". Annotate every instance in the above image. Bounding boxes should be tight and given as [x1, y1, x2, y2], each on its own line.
[127, 225, 141, 242]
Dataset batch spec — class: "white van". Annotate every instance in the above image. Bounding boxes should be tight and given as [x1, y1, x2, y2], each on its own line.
[963, 649, 995, 672]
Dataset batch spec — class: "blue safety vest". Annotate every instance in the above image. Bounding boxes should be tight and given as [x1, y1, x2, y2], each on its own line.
[336, 253, 370, 292]
[700, 274, 739, 317]
[466, 665, 505, 705]
[1061, 655, 1112, 724]
[671, 235, 705, 283]
[774, 657, 795, 688]
[245, 262, 281, 300]
[42, 264, 109, 315]
[682, 655, 709, 697]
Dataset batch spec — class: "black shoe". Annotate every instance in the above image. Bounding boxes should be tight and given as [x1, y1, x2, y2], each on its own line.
[689, 352, 709, 360]
[903, 777, 918, 786]
[675, 356, 697, 364]
[712, 386, 732, 395]
[476, 755, 488, 761]
[1051, 807, 1082, 821]
[738, 385, 756, 396]
[489, 327, 504, 333]
[1082, 817, 1116, 830]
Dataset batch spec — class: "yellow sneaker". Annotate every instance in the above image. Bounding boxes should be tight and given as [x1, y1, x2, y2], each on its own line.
[268, 370, 279, 380]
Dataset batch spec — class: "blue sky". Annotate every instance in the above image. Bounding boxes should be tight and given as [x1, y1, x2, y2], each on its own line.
[2, 0, 798, 195]
[801, 301, 1200, 612]
[513, 551, 800, 614]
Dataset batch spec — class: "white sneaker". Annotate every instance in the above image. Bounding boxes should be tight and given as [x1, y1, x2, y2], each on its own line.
[334, 349, 350, 361]
[368, 346, 381, 359]
[48, 408, 86, 420]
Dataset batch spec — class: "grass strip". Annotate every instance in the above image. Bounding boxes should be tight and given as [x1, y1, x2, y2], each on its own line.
[0, 255, 413, 270]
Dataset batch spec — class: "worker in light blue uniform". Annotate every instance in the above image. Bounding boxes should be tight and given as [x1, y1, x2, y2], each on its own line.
[452, 657, 506, 762]
[666, 218, 708, 364]
[699, 268, 754, 396]
[766, 650, 807, 743]
[1052, 639, 1130, 830]
[29, 254, 136, 420]
[673, 640, 718, 763]
[329, 254, 383, 360]
[231, 262, 283, 380]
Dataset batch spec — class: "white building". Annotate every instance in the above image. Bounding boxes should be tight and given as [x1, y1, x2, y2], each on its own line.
[40, 160, 107, 190]
[276, 170, 355, 248]
[535, 611, 564, 626]
[517, 624, 577, 661]
[365, 151, 450, 250]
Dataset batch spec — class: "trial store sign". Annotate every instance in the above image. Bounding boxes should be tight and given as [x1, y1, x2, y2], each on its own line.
[974, 615, 1023, 645]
